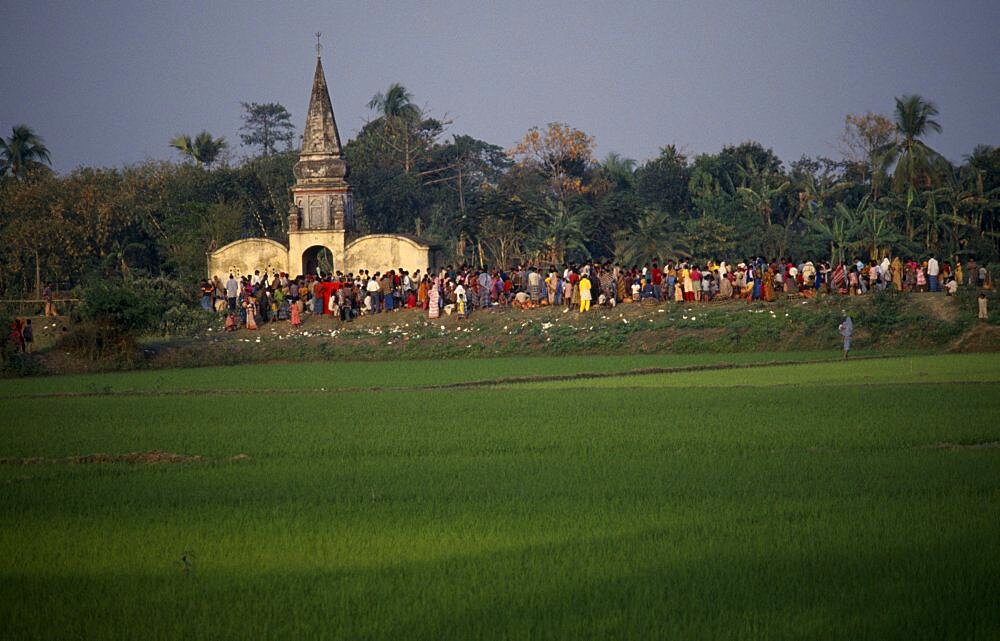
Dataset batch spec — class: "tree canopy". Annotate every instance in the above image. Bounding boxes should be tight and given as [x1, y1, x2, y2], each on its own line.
[2, 91, 998, 296]
[239, 102, 295, 157]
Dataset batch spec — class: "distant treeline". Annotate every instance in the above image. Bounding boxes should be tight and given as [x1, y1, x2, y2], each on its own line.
[1, 92, 998, 296]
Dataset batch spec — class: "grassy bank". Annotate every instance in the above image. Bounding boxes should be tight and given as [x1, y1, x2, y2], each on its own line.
[5, 289, 998, 377]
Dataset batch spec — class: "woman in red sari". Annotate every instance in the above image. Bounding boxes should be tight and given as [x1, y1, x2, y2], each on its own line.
[832, 262, 847, 294]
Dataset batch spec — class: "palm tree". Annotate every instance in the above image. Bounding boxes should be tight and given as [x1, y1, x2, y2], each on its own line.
[527, 199, 590, 264]
[366, 83, 433, 174]
[0, 125, 52, 178]
[599, 152, 637, 191]
[367, 83, 420, 122]
[170, 131, 227, 166]
[794, 171, 851, 225]
[889, 94, 944, 193]
[613, 208, 689, 266]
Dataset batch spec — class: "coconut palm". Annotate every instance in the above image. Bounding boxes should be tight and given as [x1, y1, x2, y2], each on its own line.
[367, 83, 420, 122]
[527, 199, 590, 264]
[0, 125, 52, 178]
[599, 152, 637, 191]
[613, 208, 689, 266]
[170, 131, 227, 166]
[889, 94, 944, 193]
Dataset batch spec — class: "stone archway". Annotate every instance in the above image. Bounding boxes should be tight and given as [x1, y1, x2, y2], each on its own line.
[302, 245, 336, 278]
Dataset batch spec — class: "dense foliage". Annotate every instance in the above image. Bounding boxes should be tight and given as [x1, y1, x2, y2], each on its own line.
[1, 92, 998, 297]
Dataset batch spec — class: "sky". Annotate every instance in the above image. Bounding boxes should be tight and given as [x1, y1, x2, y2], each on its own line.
[2, 0, 998, 174]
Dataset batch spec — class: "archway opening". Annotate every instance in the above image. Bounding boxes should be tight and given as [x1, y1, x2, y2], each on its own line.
[302, 245, 335, 278]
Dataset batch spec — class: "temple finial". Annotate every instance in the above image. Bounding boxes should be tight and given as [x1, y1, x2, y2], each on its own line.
[315, 32, 322, 58]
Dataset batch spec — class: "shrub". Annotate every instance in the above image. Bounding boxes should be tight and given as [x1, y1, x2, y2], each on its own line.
[859, 290, 903, 337]
[59, 280, 160, 361]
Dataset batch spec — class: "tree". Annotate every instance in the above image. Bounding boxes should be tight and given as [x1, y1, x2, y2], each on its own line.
[680, 216, 737, 260]
[420, 135, 511, 256]
[613, 208, 688, 266]
[170, 131, 227, 166]
[790, 156, 852, 226]
[597, 152, 637, 192]
[475, 190, 535, 268]
[851, 203, 902, 260]
[361, 83, 445, 175]
[0, 125, 52, 179]
[0, 170, 61, 295]
[839, 112, 896, 198]
[804, 199, 864, 265]
[239, 102, 295, 157]
[737, 179, 791, 227]
[367, 83, 421, 122]
[889, 95, 944, 194]
[509, 123, 596, 202]
[527, 199, 590, 264]
[634, 145, 690, 215]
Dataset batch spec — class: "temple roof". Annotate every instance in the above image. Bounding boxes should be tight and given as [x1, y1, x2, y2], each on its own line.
[294, 54, 348, 183]
[299, 56, 343, 159]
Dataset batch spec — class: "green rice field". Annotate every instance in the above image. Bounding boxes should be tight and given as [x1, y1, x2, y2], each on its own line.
[2, 352, 999, 640]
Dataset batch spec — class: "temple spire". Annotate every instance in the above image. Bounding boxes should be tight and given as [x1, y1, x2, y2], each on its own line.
[298, 50, 343, 160]
[291, 44, 352, 233]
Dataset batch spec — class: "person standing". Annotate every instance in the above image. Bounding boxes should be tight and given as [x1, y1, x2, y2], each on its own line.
[890, 256, 903, 291]
[22, 319, 33, 353]
[838, 315, 854, 358]
[200, 280, 213, 310]
[979, 293, 989, 321]
[225, 274, 239, 312]
[455, 281, 467, 318]
[428, 278, 441, 319]
[927, 253, 940, 292]
[366, 274, 381, 314]
[42, 283, 57, 317]
[578, 273, 592, 312]
[966, 258, 977, 287]
[245, 298, 258, 330]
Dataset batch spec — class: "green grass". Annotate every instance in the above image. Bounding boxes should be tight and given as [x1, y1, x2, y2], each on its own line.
[1, 350, 863, 398]
[2, 354, 999, 640]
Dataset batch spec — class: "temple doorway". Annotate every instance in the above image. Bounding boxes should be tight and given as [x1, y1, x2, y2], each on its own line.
[302, 245, 335, 278]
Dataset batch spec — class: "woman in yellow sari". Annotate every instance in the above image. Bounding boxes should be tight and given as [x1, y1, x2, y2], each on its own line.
[890, 256, 903, 291]
[762, 267, 777, 302]
[578, 275, 592, 312]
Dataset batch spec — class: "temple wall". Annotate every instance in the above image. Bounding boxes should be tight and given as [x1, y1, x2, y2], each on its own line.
[287, 230, 346, 277]
[206, 233, 438, 280]
[207, 238, 289, 280]
[344, 235, 435, 275]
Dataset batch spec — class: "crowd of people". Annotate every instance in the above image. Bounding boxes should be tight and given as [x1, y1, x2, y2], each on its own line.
[202, 254, 992, 331]
[2, 253, 992, 357]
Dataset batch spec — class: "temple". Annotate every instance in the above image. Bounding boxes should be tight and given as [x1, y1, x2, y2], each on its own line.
[208, 47, 439, 280]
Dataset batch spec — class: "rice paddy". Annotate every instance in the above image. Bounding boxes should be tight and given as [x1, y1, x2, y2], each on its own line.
[2, 352, 999, 640]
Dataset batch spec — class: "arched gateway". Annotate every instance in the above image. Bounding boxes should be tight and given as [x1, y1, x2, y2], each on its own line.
[208, 48, 439, 281]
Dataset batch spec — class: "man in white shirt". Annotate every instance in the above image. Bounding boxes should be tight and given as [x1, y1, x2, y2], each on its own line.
[366, 274, 382, 313]
[927, 254, 940, 292]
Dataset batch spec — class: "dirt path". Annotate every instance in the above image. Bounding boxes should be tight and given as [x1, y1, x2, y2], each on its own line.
[947, 323, 1000, 352]
[909, 293, 960, 322]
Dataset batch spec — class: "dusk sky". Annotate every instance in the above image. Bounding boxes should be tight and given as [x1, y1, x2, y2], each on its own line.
[2, 0, 998, 174]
